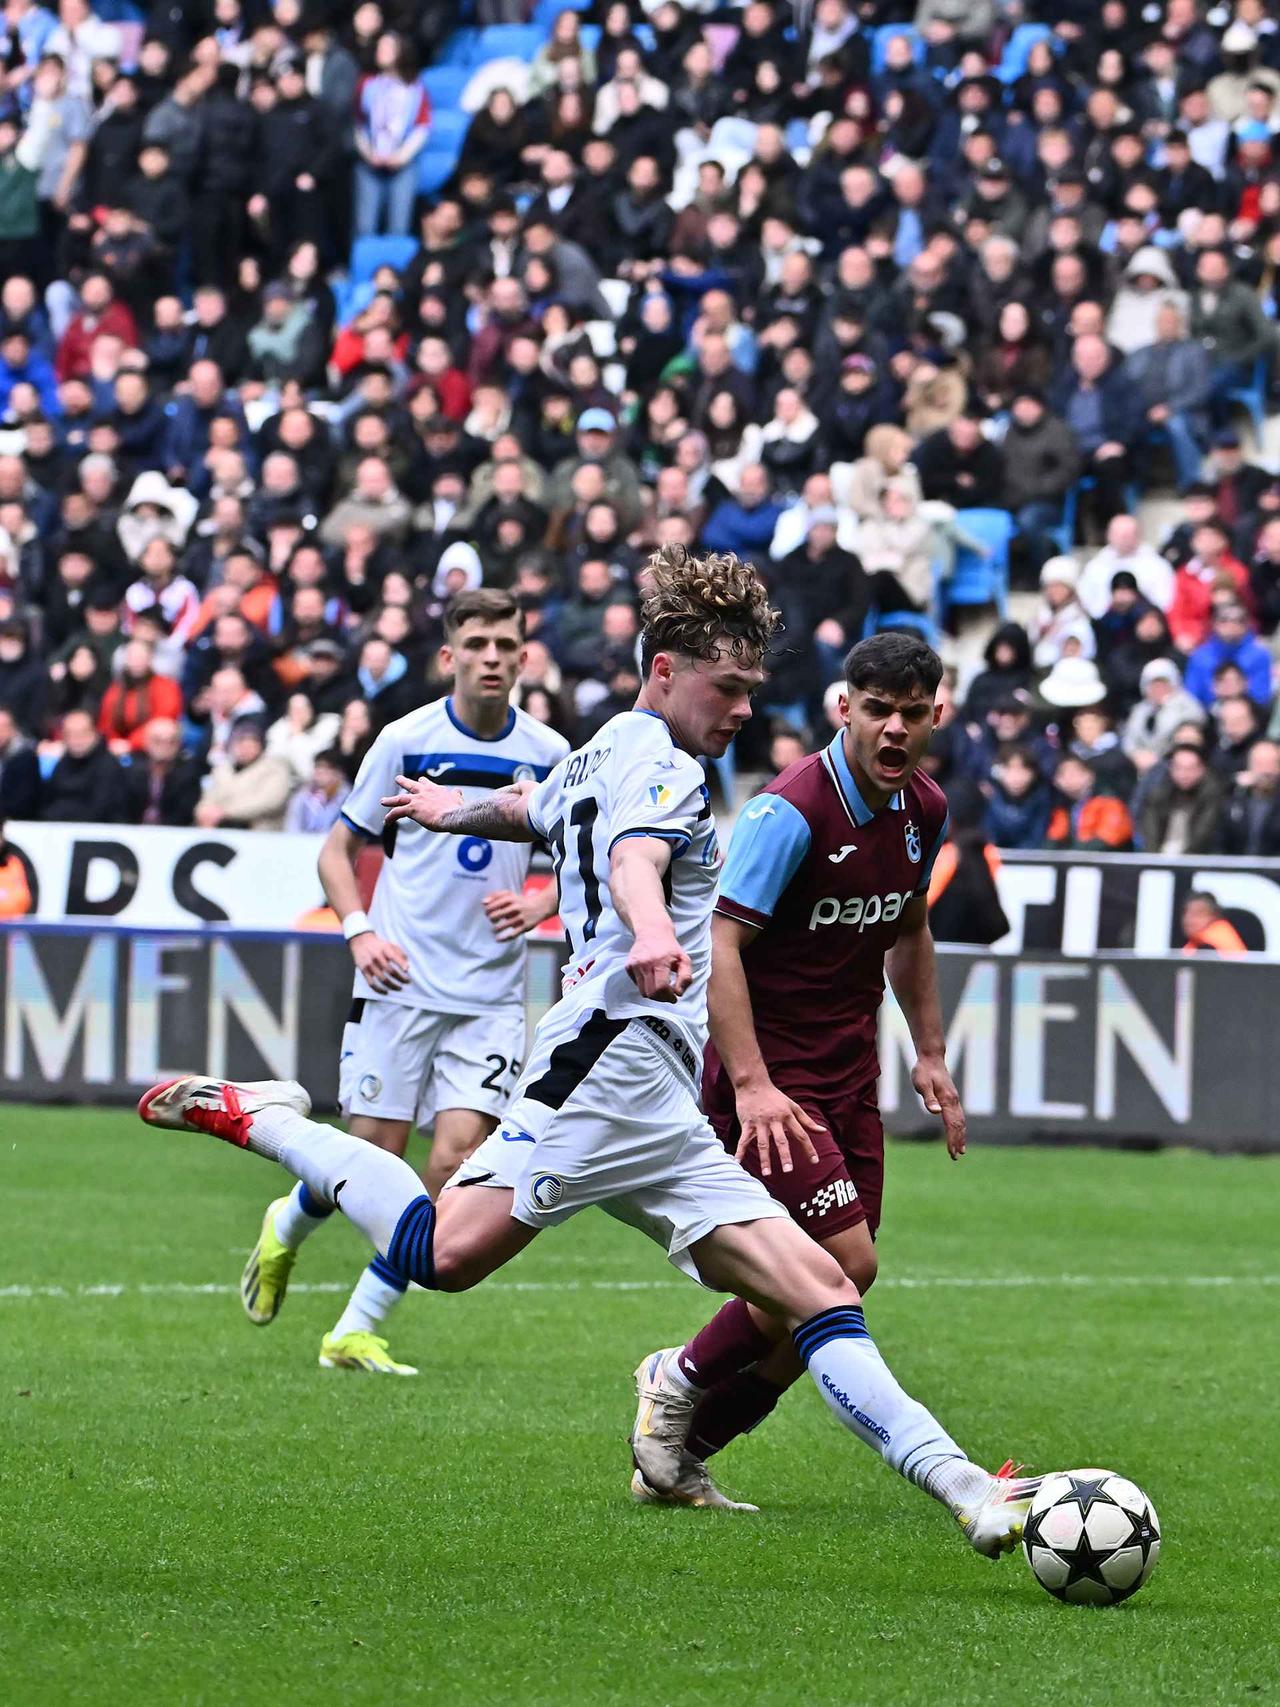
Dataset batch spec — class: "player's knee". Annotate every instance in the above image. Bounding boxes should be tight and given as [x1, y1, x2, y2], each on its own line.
[794, 1242, 861, 1313]
[844, 1245, 878, 1295]
[427, 1233, 483, 1293]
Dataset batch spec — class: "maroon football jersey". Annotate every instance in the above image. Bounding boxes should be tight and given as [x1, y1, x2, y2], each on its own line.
[709, 731, 949, 1100]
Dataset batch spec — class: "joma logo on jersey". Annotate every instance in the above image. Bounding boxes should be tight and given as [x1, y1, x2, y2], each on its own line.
[808, 891, 911, 932]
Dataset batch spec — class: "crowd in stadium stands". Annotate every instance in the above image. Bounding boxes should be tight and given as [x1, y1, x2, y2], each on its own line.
[2, 0, 1280, 863]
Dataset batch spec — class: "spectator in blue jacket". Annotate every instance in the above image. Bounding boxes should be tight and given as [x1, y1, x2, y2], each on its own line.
[1183, 602, 1274, 709]
[1049, 332, 1142, 525]
[700, 462, 784, 561]
[0, 327, 58, 416]
[983, 744, 1054, 849]
[160, 357, 248, 493]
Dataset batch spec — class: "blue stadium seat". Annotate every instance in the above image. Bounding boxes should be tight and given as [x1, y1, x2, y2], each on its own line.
[997, 22, 1057, 82]
[430, 108, 469, 147]
[475, 24, 545, 63]
[349, 234, 418, 286]
[533, 0, 591, 22]
[436, 30, 480, 68]
[939, 508, 1013, 620]
[422, 67, 469, 109]
[1226, 355, 1269, 444]
[871, 25, 925, 74]
[1047, 485, 1078, 555]
[868, 607, 940, 645]
[418, 151, 459, 195]
[578, 23, 602, 52]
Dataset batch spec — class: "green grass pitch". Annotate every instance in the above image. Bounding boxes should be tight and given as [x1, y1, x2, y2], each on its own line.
[3, 1108, 1277, 1706]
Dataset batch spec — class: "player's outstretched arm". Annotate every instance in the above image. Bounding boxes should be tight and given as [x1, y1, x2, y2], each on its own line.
[610, 837, 691, 1003]
[381, 777, 538, 841]
[885, 898, 966, 1159]
[708, 912, 824, 1177]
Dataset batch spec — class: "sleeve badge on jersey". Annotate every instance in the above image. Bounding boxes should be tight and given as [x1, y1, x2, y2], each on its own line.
[904, 819, 922, 862]
[648, 782, 672, 806]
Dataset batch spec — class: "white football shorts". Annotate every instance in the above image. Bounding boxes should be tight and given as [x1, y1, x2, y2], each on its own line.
[338, 997, 524, 1126]
[447, 1015, 788, 1282]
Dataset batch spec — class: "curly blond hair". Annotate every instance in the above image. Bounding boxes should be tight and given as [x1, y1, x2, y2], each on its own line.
[639, 544, 778, 674]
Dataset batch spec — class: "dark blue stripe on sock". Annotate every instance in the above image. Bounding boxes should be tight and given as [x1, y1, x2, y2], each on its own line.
[299, 1182, 335, 1219]
[793, 1305, 869, 1366]
[386, 1194, 436, 1289]
[369, 1252, 409, 1292]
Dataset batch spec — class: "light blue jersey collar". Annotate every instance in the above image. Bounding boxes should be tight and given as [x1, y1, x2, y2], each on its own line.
[823, 731, 902, 826]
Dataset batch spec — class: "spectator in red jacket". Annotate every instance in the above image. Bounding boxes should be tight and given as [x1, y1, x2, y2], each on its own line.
[54, 273, 139, 382]
[96, 637, 183, 753]
[1167, 519, 1254, 651]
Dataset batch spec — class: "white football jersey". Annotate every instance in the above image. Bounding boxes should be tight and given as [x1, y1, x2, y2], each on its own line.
[342, 697, 570, 1013]
[525, 709, 721, 1056]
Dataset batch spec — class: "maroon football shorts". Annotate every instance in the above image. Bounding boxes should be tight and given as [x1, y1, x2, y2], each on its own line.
[706, 1085, 885, 1240]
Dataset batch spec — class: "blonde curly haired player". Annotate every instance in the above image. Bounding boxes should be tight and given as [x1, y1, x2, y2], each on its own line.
[140, 545, 1057, 1539]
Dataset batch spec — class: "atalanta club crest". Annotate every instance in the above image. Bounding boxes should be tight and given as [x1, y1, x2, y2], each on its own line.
[904, 819, 922, 863]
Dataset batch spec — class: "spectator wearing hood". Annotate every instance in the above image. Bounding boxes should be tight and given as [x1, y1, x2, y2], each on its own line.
[1207, 21, 1280, 123]
[964, 621, 1034, 721]
[1106, 246, 1188, 357]
[1028, 556, 1096, 671]
[1122, 657, 1207, 774]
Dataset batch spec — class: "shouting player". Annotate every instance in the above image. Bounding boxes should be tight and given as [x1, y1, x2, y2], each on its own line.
[141, 545, 1049, 1552]
[631, 632, 965, 1507]
[239, 588, 568, 1373]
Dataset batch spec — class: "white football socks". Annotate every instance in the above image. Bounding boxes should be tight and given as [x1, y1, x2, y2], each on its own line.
[273, 1181, 331, 1251]
[244, 1107, 424, 1256]
[331, 1264, 406, 1341]
[796, 1308, 990, 1511]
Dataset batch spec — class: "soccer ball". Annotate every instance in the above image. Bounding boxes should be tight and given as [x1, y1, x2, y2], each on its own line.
[1022, 1469, 1160, 1605]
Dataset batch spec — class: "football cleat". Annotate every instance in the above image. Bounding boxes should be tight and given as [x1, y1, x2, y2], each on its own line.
[631, 1347, 697, 1495]
[955, 1459, 1044, 1559]
[630, 1453, 759, 1513]
[318, 1331, 418, 1376]
[240, 1197, 298, 1326]
[138, 1076, 311, 1146]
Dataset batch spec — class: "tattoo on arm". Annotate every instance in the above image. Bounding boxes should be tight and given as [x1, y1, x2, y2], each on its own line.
[437, 792, 534, 842]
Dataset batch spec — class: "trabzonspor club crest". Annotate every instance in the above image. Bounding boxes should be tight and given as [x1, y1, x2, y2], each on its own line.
[904, 820, 922, 863]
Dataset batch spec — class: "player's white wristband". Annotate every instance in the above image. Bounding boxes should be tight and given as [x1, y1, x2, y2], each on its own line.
[342, 910, 373, 942]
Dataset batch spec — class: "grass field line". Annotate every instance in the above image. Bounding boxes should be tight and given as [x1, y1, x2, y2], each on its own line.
[1, 1273, 1277, 1302]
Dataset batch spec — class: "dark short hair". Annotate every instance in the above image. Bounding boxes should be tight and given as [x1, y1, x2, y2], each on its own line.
[843, 633, 944, 699]
[443, 587, 523, 642]
[1185, 888, 1219, 913]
